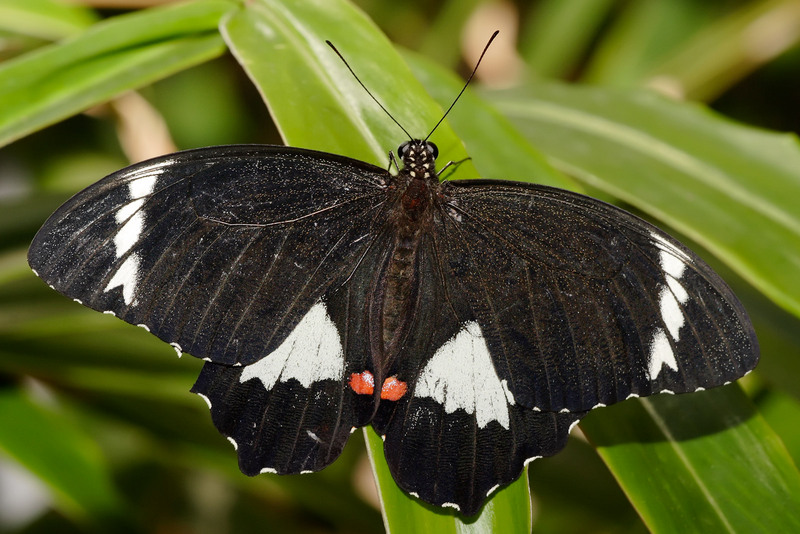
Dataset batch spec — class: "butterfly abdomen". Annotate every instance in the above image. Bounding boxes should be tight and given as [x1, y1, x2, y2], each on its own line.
[381, 223, 422, 358]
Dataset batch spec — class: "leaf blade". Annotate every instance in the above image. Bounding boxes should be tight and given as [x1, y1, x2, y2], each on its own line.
[0, 0, 234, 147]
[582, 388, 800, 533]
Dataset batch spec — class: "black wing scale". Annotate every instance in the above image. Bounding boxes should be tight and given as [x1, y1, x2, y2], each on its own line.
[29, 142, 758, 516]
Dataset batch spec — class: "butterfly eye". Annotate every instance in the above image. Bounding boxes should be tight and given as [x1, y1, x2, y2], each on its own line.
[398, 141, 410, 159]
[426, 142, 439, 160]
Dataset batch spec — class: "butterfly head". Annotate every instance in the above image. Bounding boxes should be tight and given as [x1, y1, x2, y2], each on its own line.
[398, 140, 439, 180]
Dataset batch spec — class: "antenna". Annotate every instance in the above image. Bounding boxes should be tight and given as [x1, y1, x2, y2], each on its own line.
[424, 30, 499, 141]
[326, 41, 413, 140]
[327, 30, 499, 142]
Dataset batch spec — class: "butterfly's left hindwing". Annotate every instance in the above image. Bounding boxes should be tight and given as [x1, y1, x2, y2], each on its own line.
[28, 145, 389, 366]
[189, 231, 395, 476]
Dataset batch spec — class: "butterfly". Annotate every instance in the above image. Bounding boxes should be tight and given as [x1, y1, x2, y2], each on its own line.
[27, 36, 759, 516]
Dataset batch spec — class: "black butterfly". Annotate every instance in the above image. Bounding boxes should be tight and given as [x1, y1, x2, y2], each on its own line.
[27, 40, 758, 516]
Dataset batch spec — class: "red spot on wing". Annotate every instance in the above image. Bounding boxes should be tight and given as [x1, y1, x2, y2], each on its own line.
[380, 376, 408, 401]
[349, 371, 374, 395]
[349, 372, 407, 400]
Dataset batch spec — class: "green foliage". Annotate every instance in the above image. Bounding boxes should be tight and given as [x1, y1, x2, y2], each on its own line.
[1, 0, 799, 532]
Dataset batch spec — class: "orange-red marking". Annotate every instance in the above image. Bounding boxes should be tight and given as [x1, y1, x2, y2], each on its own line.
[349, 371, 374, 395]
[380, 376, 408, 401]
[349, 371, 408, 401]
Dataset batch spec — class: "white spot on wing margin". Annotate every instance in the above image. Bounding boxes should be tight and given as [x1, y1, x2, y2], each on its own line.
[196, 393, 212, 409]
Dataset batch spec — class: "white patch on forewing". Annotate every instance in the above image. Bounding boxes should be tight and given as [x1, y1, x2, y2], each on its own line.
[103, 252, 141, 305]
[239, 302, 344, 390]
[103, 170, 160, 303]
[647, 233, 691, 380]
[113, 208, 145, 258]
[114, 198, 145, 225]
[128, 174, 158, 199]
[414, 321, 515, 429]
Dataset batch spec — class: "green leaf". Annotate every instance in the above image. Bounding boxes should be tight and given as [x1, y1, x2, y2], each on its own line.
[520, 0, 619, 79]
[417, 0, 483, 68]
[220, 0, 471, 172]
[0, 0, 234, 147]
[491, 82, 800, 319]
[582, 0, 714, 86]
[0, 387, 123, 522]
[646, 0, 800, 101]
[755, 387, 800, 467]
[0, 0, 98, 40]
[582, 387, 800, 532]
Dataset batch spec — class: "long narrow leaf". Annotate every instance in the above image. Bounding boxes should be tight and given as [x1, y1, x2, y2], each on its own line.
[583, 388, 800, 532]
[0, 0, 234, 147]
[0, 387, 122, 522]
[0, 0, 97, 40]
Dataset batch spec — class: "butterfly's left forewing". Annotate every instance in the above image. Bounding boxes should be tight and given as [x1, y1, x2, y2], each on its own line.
[28, 145, 390, 366]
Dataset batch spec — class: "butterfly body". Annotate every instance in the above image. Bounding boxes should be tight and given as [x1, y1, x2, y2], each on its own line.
[371, 140, 442, 381]
[29, 141, 758, 515]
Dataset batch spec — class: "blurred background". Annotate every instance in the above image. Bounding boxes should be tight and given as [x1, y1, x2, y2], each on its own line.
[1, 0, 799, 532]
